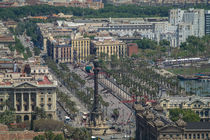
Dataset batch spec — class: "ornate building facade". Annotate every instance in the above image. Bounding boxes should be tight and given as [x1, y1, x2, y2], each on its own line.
[159, 96, 210, 122]
[0, 66, 57, 122]
[135, 104, 210, 140]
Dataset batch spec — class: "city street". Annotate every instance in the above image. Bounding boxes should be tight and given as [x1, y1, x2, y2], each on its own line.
[19, 34, 135, 137]
[18, 34, 88, 127]
[67, 64, 135, 138]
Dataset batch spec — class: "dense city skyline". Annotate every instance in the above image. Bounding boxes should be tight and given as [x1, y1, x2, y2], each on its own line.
[0, 3, 210, 140]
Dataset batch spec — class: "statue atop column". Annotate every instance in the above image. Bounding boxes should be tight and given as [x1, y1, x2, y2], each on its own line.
[90, 47, 103, 126]
[86, 47, 116, 136]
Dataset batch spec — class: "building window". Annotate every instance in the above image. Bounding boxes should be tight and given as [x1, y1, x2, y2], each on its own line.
[185, 134, 187, 139]
[24, 105, 28, 111]
[206, 133, 208, 138]
[189, 134, 192, 139]
[200, 111, 203, 117]
[17, 105, 21, 111]
[48, 104, 51, 110]
[188, 104, 190, 107]
[197, 134, 200, 139]
[176, 134, 179, 137]
[40, 104, 44, 108]
[202, 134, 204, 139]
[48, 98, 51, 102]
[193, 134, 196, 139]
[205, 111, 208, 116]
[0, 98, 3, 102]
[163, 104, 166, 107]
[41, 98, 44, 102]
[32, 105, 35, 111]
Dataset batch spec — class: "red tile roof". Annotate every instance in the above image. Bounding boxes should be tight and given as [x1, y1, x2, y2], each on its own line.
[38, 76, 53, 85]
[0, 82, 12, 85]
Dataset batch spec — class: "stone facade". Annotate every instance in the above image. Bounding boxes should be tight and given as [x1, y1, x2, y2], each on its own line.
[47, 36, 90, 63]
[0, 71, 57, 122]
[159, 96, 210, 122]
[91, 38, 127, 59]
[135, 104, 210, 140]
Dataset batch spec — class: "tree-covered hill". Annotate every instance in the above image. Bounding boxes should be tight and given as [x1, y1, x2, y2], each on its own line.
[0, 4, 210, 20]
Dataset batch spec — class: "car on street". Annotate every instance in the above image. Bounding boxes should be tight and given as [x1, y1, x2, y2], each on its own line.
[110, 135, 118, 139]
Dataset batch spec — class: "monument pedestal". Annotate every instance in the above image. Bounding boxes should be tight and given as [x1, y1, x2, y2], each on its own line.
[86, 120, 116, 136]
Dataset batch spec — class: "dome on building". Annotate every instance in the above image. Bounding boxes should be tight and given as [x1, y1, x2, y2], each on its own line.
[146, 111, 154, 120]
[154, 118, 164, 127]
[176, 118, 186, 127]
[134, 104, 144, 112]
[154, 103, 163, 112]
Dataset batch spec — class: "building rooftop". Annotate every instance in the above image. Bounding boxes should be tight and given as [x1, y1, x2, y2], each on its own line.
[38, 76, 53, 85]
[91, 38, 125, 45]
[0, 63, 56, 87]
[160, 96, 210, 104]
[186, 122, 210, 130]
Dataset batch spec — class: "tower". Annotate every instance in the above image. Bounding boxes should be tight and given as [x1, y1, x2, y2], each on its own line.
[86, 48, 116, 136]
[90, 48, 103, 126]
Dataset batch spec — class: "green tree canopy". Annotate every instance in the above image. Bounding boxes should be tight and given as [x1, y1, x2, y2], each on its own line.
[112, 108, 119, 121]
[33, 135, 45, 140]
[33, 107, 47, 119]
[169, 108, 200, 122]
[33, 132, 64, 140]
[34, 119, 64, 132]
[34, 47, 41, 56]
[159, 39, 170, 46]
[0, 110, 15, 125]
[134, 38, 157, 49]
[65, 126, 91, 140]
[54, 134, 65, 140]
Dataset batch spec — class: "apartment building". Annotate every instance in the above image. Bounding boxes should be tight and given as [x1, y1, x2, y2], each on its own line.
[177, 23, 193, 46]
[169, 8, 205, 46]
[47, 34, 90, 63]
[205, 10, 210, 35]
[98, 23, 154, 33]
[91, 37, 127, 59]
